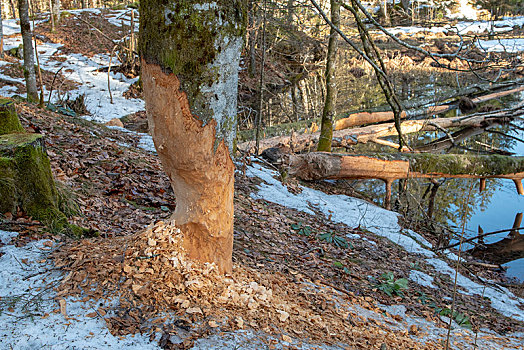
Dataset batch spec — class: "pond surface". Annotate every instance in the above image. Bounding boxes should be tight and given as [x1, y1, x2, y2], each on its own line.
[457, 123, 524, 282]
[349, 98, 524, 283]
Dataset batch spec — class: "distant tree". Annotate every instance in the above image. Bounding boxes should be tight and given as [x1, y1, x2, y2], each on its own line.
[17, 0, 38, 102]
[318, 0, 340, 152]
[51, 0, 60, 25]
[470, 0, 513, 20]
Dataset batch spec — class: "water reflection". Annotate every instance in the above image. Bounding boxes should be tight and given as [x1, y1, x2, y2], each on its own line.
[349, 121, 524, 282]
[468, 213, 523, 266]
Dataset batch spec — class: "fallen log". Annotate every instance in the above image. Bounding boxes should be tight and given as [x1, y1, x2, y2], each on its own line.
[284, 152, 524, 209]
[333, 86, 524, 130]
[238, 112, 513, 154]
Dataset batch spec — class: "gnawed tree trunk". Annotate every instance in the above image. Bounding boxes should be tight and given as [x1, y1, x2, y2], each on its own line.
[139, 0, 245, 274]
[317, 0, 339, 152]
[18, 0, 38, 102]
[285, 152, 524, 208]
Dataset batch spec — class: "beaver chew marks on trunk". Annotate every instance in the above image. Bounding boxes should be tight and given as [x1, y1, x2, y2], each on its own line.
[142, 62, 235, 274]
[140, 1, 245, 273]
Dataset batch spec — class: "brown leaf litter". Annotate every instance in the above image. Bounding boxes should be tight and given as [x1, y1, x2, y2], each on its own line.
[53, 221, 439, 349]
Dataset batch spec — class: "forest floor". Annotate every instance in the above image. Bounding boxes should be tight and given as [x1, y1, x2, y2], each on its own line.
[0, 8, 523, 350]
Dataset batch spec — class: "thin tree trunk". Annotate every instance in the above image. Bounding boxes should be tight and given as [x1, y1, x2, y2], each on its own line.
[317, 0, 339, 152]
[255, 0, 267, 155]
[139, 0, 245, 274]
[18, 0, 38, 102]
[51, 0, 60, 25]
[383, 0, 389, 25]
[49, 0, 54, 31]
[0, 2, 4, 58]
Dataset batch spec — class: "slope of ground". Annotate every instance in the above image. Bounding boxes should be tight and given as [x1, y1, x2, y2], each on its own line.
[0, 8, 523, 350]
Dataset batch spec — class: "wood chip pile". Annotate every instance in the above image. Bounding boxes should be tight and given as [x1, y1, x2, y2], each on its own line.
[52, 221, 438, 349]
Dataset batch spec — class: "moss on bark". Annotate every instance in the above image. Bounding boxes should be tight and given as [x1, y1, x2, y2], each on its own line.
[0, 99, 24, 135]
[139, 0, 246, 125]
[0, 157, 16, 214]
[0, 133, 88, 236]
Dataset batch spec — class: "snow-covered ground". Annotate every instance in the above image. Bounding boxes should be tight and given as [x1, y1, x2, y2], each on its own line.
[388, 16, 524, 37]
[1, 10, 144, 123]
[248, 163, 524, 323]
[0, 10, 523, 349]
[2, 161, 524, 349]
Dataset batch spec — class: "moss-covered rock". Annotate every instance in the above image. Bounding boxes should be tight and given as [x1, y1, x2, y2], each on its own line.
[0, 99, 25, 135]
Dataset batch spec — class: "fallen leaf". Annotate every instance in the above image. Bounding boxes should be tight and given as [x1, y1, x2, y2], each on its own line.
[282, 334, 292, 343]
[58, 298, 67, 316]
[186, 307, 202, 315]
[277, 309, 290, 322]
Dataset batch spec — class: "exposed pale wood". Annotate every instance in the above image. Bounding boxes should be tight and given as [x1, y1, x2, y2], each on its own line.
[238, 113, 510, 154]
[143, 62, 235, 274]
[334, 111, 407, 130]
[369, 138, 410, 152]
[333, 86, 524, 130]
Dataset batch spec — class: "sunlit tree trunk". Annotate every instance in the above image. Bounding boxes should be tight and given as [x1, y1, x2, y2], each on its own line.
[383, 0, 389, 25]
[317, 0, 339, 152]
[18, 0, 38, 102]
[139, 0, 245, 273]
[51, 0, 60, 26]
[0, 2, 4, 58]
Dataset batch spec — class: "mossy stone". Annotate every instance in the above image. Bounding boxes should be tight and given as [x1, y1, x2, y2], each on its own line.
[0, 99, 25, 135]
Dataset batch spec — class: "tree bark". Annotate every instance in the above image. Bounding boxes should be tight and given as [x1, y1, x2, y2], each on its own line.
[18, 0, 38, 102]
[139, 0, 245, 274]
[51, 0, 60, 27]
[317, 0, 339, 152]
[0, 2, 4, 58]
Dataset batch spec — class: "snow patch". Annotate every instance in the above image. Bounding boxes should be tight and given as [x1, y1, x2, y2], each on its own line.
[247, 163, 434, 257]
[409, 270, 436, 289]
[248, 163, 524, 323]
[0, 231, 159, 349]
[425, 258, 524, 322]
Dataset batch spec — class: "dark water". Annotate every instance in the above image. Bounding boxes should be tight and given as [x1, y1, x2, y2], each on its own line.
[349, 99, 524, 282]
[459, 124, 524, 282]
